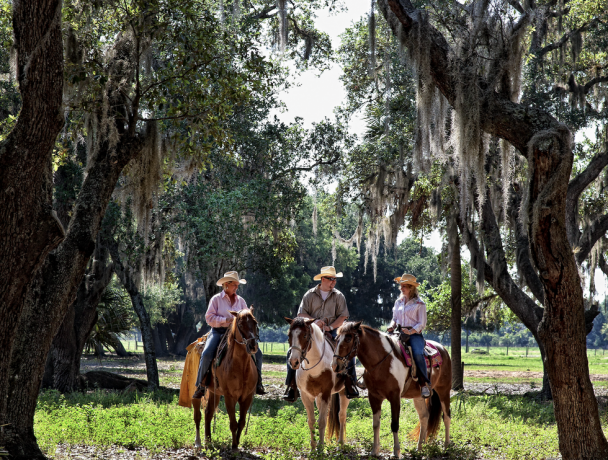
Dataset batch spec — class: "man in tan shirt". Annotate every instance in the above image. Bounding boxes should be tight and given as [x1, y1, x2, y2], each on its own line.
[283, 266, 360, 402]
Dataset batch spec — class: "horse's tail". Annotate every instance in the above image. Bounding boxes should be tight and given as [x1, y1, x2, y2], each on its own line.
[409, 390, 442, 440]
[326, 393, 341, 441]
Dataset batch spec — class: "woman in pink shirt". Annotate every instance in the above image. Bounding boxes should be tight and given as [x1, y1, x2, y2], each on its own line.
[192, 271, 264, 399]
[387, 273, 431, 398]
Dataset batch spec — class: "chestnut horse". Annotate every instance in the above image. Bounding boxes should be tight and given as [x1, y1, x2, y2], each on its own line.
[285, 317, 350, 449]
[193, 309, 259, 450]
[333, 321, 451, 457]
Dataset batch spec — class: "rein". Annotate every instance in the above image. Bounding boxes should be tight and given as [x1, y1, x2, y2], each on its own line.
[232, 318, 259, 349]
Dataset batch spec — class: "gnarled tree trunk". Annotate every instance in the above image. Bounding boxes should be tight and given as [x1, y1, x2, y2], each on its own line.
[0, 1, 64, 456]
[44, 241, 114, 392]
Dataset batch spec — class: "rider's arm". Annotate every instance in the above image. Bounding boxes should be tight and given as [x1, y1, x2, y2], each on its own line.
[329, 315, 348, 331]
[205, 296, 230, 328]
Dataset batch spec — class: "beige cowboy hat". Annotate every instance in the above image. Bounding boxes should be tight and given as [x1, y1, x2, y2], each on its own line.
[216, 271, 247, 286]
[313, 266, 343, 281]
[394, 273, 420, 287]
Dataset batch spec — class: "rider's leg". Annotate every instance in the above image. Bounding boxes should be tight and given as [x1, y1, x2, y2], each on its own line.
[193, 328, 225, 399]
[255, 347, 265, 395]
[283, 350, 299, 402]
[409, 333, 431, 397]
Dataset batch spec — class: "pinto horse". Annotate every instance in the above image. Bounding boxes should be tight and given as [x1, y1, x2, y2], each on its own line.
[333, 321, 451, 457]
[193, 309, 259, 450]
[285, 317, 350, 449]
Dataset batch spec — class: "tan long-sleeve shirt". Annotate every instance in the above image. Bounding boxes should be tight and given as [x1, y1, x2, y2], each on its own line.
[297, 285, 349, 325]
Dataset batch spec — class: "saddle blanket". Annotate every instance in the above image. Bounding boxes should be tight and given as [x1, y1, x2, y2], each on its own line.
[398, 341, 442, 369]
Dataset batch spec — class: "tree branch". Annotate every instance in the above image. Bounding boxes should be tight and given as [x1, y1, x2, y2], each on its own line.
[566, 150, 608, 245]
[536, 18, 601, 58]
[575, 213, 608, 265]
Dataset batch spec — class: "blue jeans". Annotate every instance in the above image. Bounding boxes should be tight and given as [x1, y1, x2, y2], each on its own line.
[195, 327, 263, 387]
[285, 329, 357, 385]
[408, 333, 430, 384]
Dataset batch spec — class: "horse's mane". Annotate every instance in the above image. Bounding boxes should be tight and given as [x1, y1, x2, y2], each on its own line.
[225, 309, 256, 364]
[338, 321, 382, 337]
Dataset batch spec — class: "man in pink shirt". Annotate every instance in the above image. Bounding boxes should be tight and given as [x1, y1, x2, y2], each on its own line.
[192, 271, 264, 399]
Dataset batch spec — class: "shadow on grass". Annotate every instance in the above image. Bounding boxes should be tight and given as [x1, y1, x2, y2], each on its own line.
[452, 391, 555, 426]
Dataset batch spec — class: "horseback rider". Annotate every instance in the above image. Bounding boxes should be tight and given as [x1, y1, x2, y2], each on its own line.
[386, 273, 432, 398]
[283, 265, 360, 402]
[192, 271, 265, 400]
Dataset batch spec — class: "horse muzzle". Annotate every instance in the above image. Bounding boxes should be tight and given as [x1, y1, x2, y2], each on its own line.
[332, 357, 343, 373]
[289, 356, 301, 370]
[246, 339, 258, 355]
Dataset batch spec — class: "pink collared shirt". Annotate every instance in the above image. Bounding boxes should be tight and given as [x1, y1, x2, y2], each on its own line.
[205, 290, 249, 328]
[392, 296, 427, 333]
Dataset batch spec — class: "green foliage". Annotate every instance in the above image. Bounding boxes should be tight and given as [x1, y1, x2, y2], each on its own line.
[85, 278, 134, 354]
[35, 388, 569, 459]
[141, 281, 183, 326]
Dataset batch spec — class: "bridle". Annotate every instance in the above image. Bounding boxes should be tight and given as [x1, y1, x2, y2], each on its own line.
[333, 330, 360, 374]
[334, 328, 393, 376]
[288, 323, 326, 371]
[233, 318, 259, 350]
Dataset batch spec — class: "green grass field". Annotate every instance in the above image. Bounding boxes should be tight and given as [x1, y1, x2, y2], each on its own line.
[54, 345, 608, 458]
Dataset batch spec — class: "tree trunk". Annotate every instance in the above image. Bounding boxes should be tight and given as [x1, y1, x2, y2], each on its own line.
[0, 2, 64, 454]
[106, 239, 160, 389]
[154, 325, 168, 357]
[44, 241, 113, 392]
[113, 339, 130, 357]
[450, 227, 464, 390]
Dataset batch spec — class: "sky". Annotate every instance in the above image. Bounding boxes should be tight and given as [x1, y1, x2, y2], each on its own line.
[269, 3, 445, 253]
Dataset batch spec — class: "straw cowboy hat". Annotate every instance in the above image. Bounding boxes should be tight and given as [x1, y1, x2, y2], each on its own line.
[216, 271, 247, 286]
[394, 273, 420, 287]
[313, 266, 343, 281]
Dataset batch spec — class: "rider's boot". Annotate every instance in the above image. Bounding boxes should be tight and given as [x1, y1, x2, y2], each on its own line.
[344, 375, 360, 399]
[282, 382, 299, 402]
[256, 374, 266, 395]
[421, 383, 432, 398]
[192, 384, 206, 400]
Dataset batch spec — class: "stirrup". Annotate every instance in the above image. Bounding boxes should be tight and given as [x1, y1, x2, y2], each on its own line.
[192, 385, 206, 400]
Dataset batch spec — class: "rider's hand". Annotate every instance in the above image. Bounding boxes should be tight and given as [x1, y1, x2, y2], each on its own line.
[387, 327, 394, 333]
[315, 320, 324, 329]
[323, 325, 330, 332]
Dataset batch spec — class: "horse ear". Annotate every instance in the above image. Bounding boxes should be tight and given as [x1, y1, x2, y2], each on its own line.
[305, 318, 315, 326]
[284, 317, 293, 324]
[354, 321, 363, 332]
[229, 310, 238, 317]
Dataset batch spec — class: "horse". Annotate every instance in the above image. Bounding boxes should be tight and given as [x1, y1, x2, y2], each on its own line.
[332, 321, 451, 457]
[193, 309, 260, 450]
[285, 317, 350, 449]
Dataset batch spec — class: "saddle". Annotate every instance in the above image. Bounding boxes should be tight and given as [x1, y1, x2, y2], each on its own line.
[393, 327, 442, 382]
[323, 331, 336, 353]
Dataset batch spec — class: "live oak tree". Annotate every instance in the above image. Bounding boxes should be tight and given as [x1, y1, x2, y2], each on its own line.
[0, 0, 288, 456]
[377, 0, 608, 457]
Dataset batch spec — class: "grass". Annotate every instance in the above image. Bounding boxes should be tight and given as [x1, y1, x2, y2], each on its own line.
[35, 389, 571, 459]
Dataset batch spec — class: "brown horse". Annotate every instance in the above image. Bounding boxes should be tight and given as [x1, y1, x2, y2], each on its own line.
[193, 309, 259, 450]
[285, 317, 350, 449]
[333, 321, 451, 457]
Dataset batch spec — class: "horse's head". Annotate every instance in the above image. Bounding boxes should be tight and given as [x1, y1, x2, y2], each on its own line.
[332, 320, 362, 373]
[230, 309, 259, 355]
[284, 317, 315, 370]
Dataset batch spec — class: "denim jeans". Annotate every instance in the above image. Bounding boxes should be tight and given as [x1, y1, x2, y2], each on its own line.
[408, 333, 430, 384]
[285, 328, 356, 385]
[196, 327, 263, 387]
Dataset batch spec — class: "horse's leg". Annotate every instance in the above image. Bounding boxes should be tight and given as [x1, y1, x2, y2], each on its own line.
[413, 396, 430, 450]
[315, 394, 330, 449]
[193, 397, 202, 451]
[301, 392, 317, 449]
[204, 392, 219, 446]
[338, 391, 350, 446]
[369, 395, 383, 457]
[224, 394, 239, 450]
[389, 394, 401, 458]
[439, 390, 451, 446]
[236, 394, 254, 448]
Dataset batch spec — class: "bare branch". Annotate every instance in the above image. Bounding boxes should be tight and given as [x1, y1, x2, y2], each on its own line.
[576, 214, 608, 265]
[536, 18, 601, 58]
